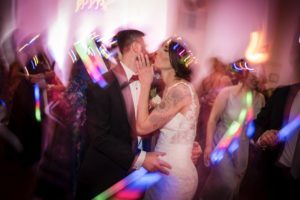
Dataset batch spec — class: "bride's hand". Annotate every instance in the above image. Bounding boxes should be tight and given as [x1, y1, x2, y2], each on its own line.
[136, 53, 154, 87]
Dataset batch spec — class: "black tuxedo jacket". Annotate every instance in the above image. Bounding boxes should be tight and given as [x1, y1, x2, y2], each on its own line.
[254, 82, 300, 166]
[76, 64, 135, 199]
[7, 78, 43, 166]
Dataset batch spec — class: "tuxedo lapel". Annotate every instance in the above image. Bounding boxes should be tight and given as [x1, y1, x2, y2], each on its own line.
[112, 64, 136, 135]
[291, 134, 300, 179]
[288, 83, 300, 179]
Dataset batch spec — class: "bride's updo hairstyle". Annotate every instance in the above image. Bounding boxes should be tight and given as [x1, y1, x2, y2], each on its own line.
[167, 37, 196, 81]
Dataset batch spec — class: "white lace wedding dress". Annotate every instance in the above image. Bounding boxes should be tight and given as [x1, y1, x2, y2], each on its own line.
[144, 82, 199, 200]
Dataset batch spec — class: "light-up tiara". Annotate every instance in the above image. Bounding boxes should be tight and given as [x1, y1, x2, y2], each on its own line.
[165, 37, 196, 68]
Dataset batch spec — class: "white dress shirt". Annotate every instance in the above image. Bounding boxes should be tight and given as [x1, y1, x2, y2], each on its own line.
[120, 62, 141, 118]
[120, 62, 145, 169]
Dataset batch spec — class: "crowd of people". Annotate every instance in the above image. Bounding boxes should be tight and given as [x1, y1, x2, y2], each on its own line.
[0, 28, 299, 200]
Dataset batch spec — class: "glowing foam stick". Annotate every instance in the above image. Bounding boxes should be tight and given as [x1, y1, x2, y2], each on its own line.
[74, 40, 107, 88]
[98, 44, 117, 65]
[211, 91, 254, 164]
[211, 119, 244, 165]
[116, 172, 162, 199]
[245, 91, 256, 138]
[94, 170, 162, 200]
[211, 148, 226, 164]
[92, 168, 148, 200]
[278, 114, 300, 142]
[34, 84, 41, 122]
[87, 38, 109, 72]
[228, 138, 240, 153]
[246, 120, 256, 138]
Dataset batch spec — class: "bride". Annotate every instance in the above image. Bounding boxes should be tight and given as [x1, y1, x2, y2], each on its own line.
[135, 37, 200, 200]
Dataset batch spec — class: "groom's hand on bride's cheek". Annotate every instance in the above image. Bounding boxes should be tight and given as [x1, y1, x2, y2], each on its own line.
[143, 152, 172, 175]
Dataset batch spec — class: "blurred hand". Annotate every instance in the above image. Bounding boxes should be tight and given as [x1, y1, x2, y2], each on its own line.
[143, 152, 171, 175]
[191, 141, 202, 164]
[47, 84, 55, 91]
[206, 91, 218, 106]
[44, 71, 55, 79]
[30, 73, 45, 80]
[29, 73, 45, 83]
[36, 79, 48, 90]
[203, 146, 213, 167]
[257, 129, 278, 149]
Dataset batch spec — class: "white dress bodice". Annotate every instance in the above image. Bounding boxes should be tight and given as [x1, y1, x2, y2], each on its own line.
[144, 82, 199, 200]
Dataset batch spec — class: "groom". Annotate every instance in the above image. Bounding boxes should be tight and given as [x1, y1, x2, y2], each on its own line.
[76, 29, 174, 199]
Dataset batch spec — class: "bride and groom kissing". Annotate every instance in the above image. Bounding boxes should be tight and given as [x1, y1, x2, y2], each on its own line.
[76, 29, 201, 200]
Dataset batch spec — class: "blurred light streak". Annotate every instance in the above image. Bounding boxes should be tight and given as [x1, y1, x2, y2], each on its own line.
[114, 172, 162, 199]
[278, 114, 300, 142]
[211, 148, 225, 164]
[75, 20, 96, 44]
[86, 37, 109, 74]
[92, 168, 148, 200]
[30, 60, 36, 70]
[98, 44, 117, 65]
[44, 101, 64, 126]
[231, 60, 254, 72]
[33, 55, 39, 65]
[211, 91, 255, 164]
[114, 189, 141, 199]
[244, 62, 254, 71]
[246, 120, 256, 138]
[0, 99, 6, 108]
[23, 66, 30, 76]
[74, 38, 108, 88]
[232, 63, 243, 71]
[245, 31, 268, 64]
[47, 0, 72, 85]
[48, 18, 69, 74]
[18, 34, 40, 52]
[34, 84, 41, 122]
[211, 120, 243, 165]
[228, 138, 239, 154]
[68, 49, 78, 63]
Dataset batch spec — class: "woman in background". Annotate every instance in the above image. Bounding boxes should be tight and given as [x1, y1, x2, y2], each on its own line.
[201, 59, 265, 200]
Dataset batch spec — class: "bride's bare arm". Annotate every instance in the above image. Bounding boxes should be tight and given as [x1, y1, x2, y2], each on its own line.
[136, 84, 191, 135]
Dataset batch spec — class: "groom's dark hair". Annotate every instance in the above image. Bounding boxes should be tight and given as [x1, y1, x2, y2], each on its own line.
[112, 29, 145, 54]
